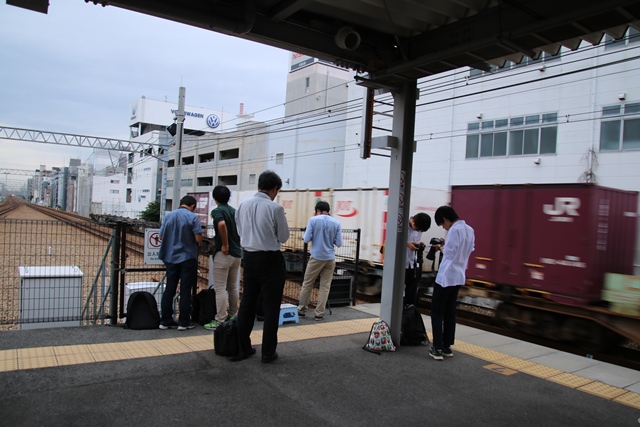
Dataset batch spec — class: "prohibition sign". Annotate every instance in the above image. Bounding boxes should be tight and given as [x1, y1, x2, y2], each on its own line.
[148, 231, 161, 248]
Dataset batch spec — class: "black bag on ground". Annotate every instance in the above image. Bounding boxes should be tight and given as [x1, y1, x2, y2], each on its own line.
[400, 305, 429, 346]
[192, 288, 217, 325]
[125, 291, 160, 330]
[214, 318, 240, 357]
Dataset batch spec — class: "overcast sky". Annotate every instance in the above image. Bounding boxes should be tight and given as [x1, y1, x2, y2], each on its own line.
[0, 1, 290, 184]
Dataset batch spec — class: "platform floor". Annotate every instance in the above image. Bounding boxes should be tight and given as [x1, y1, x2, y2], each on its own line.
[1, 303, 639, 425]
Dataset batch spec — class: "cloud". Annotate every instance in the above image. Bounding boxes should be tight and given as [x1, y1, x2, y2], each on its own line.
[0, 2, 290, 171]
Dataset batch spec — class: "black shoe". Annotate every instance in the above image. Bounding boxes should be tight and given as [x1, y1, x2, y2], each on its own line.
[256, 315, 265, 322]
[261, 352, 278, 363]
[229, 347, 256, 362]
[298, 311, 306, 317]
[442, 347, 453, 358]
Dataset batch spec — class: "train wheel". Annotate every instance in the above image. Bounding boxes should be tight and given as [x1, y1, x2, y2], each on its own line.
[496, 303, 519, 330]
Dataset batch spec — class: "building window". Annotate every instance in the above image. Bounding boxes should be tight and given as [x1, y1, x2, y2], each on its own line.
[110, 180, 120, 184]
[276, 153, 284, 165]
[143, 167, 151, 171]
[599, 103, 640, 151]
[167, 180, 173, 188]
[604, 27, 640, 50]
[466, 113, 557, 159]
[197, 177, 213, 186]
[110, 190, 119, 194]
[199, 152, 215, 163]
[249, 174, 256, 185]
[219, 148, 239, 160]
[469, 51, 561, 78]
[180, 179, 193, 187]
[142, 189, 150, 193]
[218, 175, 238, 186]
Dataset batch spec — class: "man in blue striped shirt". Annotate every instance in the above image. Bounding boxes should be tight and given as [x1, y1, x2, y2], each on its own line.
[297, 201, 343, 321]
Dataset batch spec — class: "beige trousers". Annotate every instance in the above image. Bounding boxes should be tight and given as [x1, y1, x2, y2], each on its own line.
[297, 257, 336, 318]
[212, 252, 241, 322]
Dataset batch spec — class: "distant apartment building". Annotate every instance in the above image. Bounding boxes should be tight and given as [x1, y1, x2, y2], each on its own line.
[91, 172, 127, 216]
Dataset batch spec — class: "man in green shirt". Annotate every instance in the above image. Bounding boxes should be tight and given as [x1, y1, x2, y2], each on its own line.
[205, 185, 242, 330]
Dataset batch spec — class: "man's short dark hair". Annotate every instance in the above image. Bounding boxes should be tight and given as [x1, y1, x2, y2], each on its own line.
[212, 185, 230, 204]
[434, 206, 459, 226]
[412, 212, 431, 232]
[315, 201, 330, 213]
[258, 170, 283, 192]
[180, 195, 197, 207]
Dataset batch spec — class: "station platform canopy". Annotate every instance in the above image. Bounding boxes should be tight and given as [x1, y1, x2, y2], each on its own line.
[10, 0, 640, 88]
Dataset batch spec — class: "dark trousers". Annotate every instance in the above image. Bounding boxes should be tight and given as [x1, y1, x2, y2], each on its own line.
[236, 251, 285, 357]
[430, 283, 461, 350]
[404, 267, 418, 305]
[161, 258, 197, 327]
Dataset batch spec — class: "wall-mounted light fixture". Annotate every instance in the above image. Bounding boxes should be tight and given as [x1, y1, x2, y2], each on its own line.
[476, 113, 483, 119]
[533, 157, 541, 165]
[618, 92, 626, 101]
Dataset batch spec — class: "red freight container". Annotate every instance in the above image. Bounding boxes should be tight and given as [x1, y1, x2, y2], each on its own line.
[451, 184, 638, 306]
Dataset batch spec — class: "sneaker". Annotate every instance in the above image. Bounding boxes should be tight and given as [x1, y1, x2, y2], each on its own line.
[159, 320, 179, 330]
[314, 316, 323, 321]
[227, 315, 236, 322]
[177, 322, 196, 331]
[204, 320, 222, 330]
[442, 347, 453, 358]
[429, 347, 444, 361]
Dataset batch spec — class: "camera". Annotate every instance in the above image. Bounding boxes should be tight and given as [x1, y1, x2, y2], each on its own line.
[426, 238, 443, 261]
[416, 242, 426, 259]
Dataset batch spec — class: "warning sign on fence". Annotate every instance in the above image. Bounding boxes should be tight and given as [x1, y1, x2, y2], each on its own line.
[144, 228, 164, 265]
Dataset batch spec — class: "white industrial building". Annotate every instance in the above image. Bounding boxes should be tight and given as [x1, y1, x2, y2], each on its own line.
[343, 29, 640, 198]
[164, 53, 352, 225]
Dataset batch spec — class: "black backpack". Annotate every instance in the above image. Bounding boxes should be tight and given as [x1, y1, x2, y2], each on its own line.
[213, 318, 239, 357]
[400, 305, 429, 346]
[125, 291, 161, 330]
[192, 288, 217, 325]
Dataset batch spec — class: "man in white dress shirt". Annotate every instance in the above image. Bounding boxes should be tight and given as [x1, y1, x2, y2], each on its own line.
[429, 206, 475, 361]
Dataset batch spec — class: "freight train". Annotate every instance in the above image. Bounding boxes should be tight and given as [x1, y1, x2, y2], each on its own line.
[435, 183, 639, 349]
[274, 184, 640, 349]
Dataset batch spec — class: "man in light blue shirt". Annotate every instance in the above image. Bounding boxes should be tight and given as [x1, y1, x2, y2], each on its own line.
[297, 201, 343, 321]
[158, 195, 203, 331]
[234, 170, 289, 363]
[429, 205, 475, 361]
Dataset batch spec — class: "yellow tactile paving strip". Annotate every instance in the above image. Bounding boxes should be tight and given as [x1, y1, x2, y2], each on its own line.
[0, 316, 639, 410]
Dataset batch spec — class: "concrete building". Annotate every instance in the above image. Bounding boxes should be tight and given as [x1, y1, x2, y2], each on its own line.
[341, 29, 640, 270]
[91, 172, 127, 216]
[164, 52, 352, 218]
[124, 96, 234, 218]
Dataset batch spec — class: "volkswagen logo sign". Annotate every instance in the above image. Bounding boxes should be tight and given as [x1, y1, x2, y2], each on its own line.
[206, 114, 221, 129]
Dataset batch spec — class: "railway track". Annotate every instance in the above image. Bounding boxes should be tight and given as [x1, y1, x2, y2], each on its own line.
[0, 196, 211, 286]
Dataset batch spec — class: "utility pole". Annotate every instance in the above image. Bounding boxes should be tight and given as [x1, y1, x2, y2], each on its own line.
[171, 87, 186, 209]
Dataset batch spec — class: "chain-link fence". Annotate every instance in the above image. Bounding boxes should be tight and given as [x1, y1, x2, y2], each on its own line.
[0, 218, 361, 330]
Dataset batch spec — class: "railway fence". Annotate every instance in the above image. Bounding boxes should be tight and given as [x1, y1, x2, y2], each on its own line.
[0, 217, 362, 330]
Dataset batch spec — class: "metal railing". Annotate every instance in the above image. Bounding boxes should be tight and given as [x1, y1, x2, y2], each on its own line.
[0, 218, 361, 329]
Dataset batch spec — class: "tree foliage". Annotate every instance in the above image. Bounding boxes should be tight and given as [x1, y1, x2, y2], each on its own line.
[140, 200, 160, 222]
